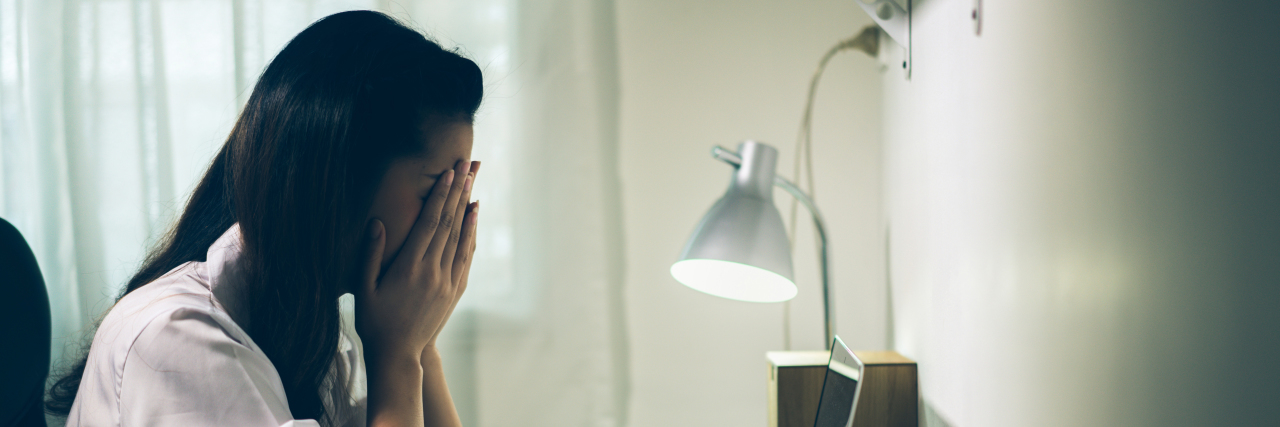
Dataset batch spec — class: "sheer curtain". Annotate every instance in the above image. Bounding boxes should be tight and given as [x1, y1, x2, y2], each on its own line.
[0, 0, 628, 425]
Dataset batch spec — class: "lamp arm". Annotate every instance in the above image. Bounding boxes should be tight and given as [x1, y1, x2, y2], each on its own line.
[773, 176, 834, 351]
[712, 145, 743, 166]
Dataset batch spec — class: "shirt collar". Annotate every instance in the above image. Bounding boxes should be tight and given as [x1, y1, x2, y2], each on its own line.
[205, 223, 251, 327]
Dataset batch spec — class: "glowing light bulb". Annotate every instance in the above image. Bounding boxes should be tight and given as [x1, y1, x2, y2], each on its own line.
[671, 259, 798, 303]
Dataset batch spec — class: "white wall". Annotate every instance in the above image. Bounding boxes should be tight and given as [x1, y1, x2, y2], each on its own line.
[616, 1, 884, 425]
[884, 0, 1280, 426]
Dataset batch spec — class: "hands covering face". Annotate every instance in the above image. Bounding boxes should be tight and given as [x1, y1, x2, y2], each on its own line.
[357, 159, 480, 359]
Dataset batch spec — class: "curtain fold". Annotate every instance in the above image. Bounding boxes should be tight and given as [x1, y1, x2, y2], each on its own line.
[471, 0, 630, 425]
[0, 1, 628, 425]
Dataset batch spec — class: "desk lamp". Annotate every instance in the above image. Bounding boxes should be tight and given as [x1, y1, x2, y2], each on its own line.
[671, 140, 833, 350]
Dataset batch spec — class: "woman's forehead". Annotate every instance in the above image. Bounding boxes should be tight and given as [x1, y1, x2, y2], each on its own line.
[411, 120, 473, 173]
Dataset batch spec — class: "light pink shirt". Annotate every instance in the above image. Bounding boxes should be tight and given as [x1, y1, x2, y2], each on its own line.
[68, 224, 366, 426]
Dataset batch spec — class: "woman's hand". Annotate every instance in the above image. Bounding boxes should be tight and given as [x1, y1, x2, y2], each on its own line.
[357, 159, 479, 363]
[423, 161, 480, 351]
[357, 159, 479, 427]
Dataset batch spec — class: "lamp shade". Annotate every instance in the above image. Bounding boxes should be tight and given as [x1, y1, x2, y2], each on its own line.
[671, 141, 797, 303]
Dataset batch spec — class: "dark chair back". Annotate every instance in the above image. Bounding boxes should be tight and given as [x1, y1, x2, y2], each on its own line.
[0, 217, 51, 427]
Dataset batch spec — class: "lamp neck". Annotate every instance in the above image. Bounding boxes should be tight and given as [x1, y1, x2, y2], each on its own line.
[729, 141, 778, 200]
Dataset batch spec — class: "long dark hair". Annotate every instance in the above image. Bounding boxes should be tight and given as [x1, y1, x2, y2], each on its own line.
[46, 10, 482, 424]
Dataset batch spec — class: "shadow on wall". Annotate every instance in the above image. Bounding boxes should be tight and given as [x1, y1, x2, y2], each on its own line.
[916, 371, 953, 427]
[921, 400, 956, 427]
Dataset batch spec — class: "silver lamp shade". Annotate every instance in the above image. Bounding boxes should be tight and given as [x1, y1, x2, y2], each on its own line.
[671, 141, 798, 303]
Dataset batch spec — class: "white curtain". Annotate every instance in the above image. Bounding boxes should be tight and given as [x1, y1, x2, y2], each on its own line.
[0, 0, 628, 426]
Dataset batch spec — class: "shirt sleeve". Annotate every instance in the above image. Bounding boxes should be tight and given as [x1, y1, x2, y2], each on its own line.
[119, 307, 321, 427]
[322, 329, 368, 427]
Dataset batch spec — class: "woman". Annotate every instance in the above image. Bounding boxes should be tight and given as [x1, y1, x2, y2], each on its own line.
[44, 10, 481, 427]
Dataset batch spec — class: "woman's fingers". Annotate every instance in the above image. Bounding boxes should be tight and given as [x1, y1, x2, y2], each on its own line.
[363, 219, 385, 295]
[441, 161, 479, 270]
[398, 168, 455, 266]
[427, 216, 477, 349]
[425, 159, 471, 263]
[451, 201, 479, 283]
[458, 214, 477, 295]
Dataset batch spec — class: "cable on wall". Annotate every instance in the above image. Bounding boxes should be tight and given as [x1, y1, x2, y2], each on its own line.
[782, 25, 879, 351]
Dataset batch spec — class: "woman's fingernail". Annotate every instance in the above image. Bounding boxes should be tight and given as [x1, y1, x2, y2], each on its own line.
[464, 174, 473, 192]
[444, 170, 454, 186]
[369, 220, 382, 239]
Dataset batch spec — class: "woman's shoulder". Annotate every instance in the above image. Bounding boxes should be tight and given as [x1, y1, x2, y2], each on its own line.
[88, 261, 254, 372]
[73, 262, 307, 426]
[99, 263, 211, 331]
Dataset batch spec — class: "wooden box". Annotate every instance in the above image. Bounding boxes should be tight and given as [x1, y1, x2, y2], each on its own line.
[766, 351, 830, 427]
[767, 350, 918, 427]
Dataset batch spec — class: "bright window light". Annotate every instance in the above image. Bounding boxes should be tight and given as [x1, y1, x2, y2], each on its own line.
[670, 259, 798, 303]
